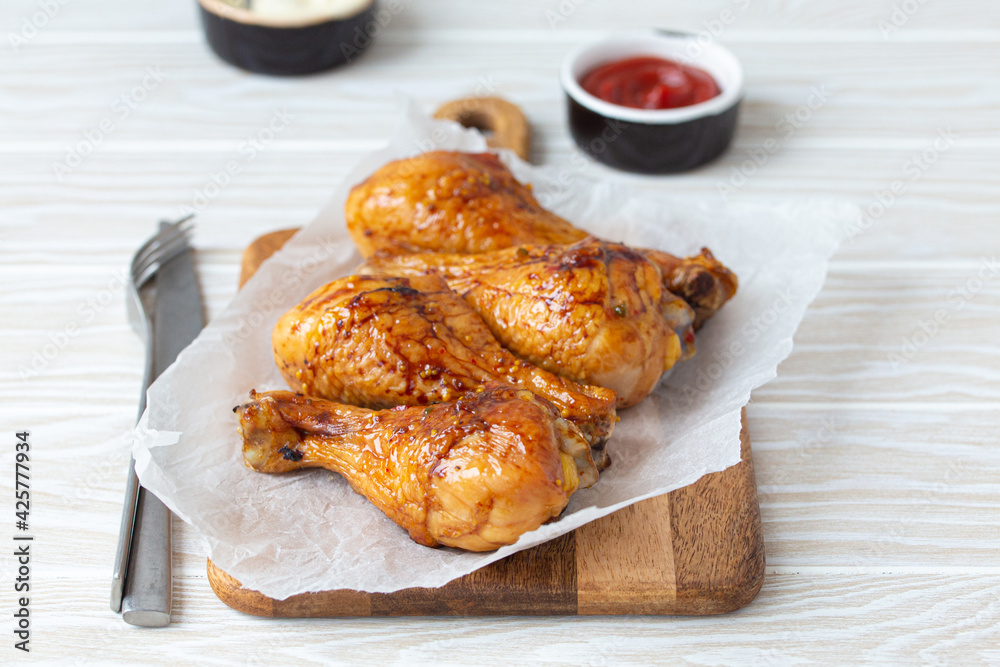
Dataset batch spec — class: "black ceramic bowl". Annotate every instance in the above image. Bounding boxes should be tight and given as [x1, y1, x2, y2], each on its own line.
[198, 0, 378, 76]
[561, 31, 744, 174]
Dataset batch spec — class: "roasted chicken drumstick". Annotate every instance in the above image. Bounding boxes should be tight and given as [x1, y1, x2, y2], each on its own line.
[345, 150, 737, 327]
[236, 384, 597, 551]
[272, 273, 618, 466]
[361, 238, 696, 408]
[346, 150, 582, 255]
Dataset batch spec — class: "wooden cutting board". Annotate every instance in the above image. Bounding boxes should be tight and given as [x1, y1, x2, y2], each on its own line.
[206, 229, 765, 617]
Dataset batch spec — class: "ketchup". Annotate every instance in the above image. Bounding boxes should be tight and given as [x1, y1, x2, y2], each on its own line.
[580, 56, 720, 110]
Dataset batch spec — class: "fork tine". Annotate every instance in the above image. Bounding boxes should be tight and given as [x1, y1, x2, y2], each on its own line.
[131, 235, 184, 284]
[131, 220, 193, 279]
[130, 215, 193, 271]
[131, 220, 187, 267]
[134, 225, 191, 275]
[133, 229, 194, 288]
[133, 237, 185, 288]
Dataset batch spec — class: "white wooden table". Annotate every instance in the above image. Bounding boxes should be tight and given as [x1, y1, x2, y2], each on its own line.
[2, 1, 998, 663]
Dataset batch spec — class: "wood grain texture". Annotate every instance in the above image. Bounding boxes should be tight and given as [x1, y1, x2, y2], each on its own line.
[2, 0, 999, 660]
[2, 0, 997, 33]
[2, 143, 996, 265]
[10, 404, 996, 586]
[4, 40, 998, 146]
[206, 227, 764, 617]
[23, 573, 1000, 664]
[6, 263, 997, 411]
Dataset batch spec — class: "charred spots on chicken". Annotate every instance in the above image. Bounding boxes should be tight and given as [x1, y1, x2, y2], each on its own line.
[378, 285, 421, 297]
[610, 244, 651, 266]
[278, 445, 304, 462]
[347, 284, 420, 309]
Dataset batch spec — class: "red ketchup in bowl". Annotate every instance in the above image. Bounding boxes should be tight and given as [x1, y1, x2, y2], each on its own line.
[580, 56, 720, 110]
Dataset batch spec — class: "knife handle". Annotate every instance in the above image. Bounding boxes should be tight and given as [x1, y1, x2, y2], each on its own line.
[121, 487, 172, 627]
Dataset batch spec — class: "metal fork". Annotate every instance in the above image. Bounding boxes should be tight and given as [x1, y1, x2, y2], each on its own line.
[111, 216, 193, 618]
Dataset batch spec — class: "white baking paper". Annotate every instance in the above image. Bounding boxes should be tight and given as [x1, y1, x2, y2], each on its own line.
[132, 100, 850, 599]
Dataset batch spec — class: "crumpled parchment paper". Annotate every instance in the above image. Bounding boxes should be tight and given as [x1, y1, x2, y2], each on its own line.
[132, 100, 850, 599]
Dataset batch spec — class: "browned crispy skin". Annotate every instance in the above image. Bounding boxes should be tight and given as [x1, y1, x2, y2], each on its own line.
[360, 238, 697, 408]
[236, 384, 596, 551]
[345, 150, 737, 326]
[272, 273, 617, 467]
[346, 151, 583, 256]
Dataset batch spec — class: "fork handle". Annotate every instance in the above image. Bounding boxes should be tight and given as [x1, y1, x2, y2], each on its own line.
[112, 218, 199, 626]
[110, 461, 140, 612]
[110, 314, 154, 614]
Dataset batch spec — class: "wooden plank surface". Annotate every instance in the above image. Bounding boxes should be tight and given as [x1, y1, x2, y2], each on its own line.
[7, 262, 998, 408]
[207, 227, 764, 617]
[3, 40, 998, 146]
[2, 143, 996, 264]
[24, 573, 1000, 664]
[2, 0, 999, 662]
[1, 0, 997, 33]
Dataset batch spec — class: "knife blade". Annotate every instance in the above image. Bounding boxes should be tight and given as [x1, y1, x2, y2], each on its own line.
[120, 221, 204, 627]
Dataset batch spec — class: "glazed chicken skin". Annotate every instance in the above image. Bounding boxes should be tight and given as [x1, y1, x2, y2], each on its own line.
[346, 151, 582, 256]
[361, 238, 697, 408]
[345, 150, 737, 327]
[272, 273, 618, 467]
[236, 384, 597, 551]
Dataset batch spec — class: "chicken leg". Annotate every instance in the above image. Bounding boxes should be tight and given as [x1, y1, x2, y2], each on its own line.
[360, 238, 697, 408]
[272, 273, 618, 467]
[345, 150, 737, 327]
[236, 384, 596, 551]
[346, 151, 582, 256]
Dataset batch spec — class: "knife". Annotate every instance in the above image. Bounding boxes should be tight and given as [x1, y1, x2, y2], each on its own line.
[118, 222, 204, 627]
